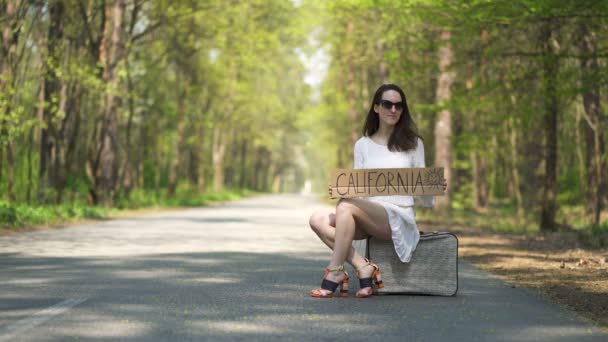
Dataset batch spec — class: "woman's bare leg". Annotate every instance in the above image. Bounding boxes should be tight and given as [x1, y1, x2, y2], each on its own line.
[309, 198, 392, 296]
[309, 209, 368, 268]
[330, 198, 391, 267]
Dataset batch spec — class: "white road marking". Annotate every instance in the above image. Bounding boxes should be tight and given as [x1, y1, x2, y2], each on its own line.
[0, 298, 87, 342]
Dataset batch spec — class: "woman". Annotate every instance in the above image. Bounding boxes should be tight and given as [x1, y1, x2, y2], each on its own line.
[309, 83, 446, 298]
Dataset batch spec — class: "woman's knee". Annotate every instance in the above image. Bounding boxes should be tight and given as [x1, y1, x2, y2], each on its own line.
[336, 199, 356, 218]
[309, 210, 327, 232]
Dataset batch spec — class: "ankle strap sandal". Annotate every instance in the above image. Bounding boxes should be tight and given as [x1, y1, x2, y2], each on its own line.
[311, 265, 349, 298]
[355, 259, 384, 298]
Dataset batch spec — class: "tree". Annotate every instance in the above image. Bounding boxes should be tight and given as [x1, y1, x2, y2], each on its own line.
[578, 21, 605, 227]
[88, 0, 127, 206]
[434, 30, 454, 211]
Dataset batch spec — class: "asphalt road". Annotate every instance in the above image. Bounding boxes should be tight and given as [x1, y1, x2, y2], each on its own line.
[0, 194, 605, 341]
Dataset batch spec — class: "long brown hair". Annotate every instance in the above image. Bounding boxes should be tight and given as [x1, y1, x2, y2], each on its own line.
[362, 84, 421, 152]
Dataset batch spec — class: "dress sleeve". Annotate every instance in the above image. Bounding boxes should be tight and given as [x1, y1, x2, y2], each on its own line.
[413, 138, 435, 208]
[353, 138, 364, 169]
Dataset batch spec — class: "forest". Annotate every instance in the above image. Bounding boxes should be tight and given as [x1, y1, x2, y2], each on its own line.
[1, 0, 607, 235]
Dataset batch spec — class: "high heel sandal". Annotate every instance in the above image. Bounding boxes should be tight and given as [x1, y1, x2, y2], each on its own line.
[355, 259, 384, 298]
[310, 265, 349, 298]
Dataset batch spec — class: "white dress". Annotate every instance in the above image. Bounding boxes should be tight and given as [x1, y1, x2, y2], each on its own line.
[351, 136, 434, 262]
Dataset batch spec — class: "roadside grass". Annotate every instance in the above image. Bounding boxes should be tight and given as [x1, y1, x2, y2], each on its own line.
[417, 201, 608, 247]
[0, 202, 109, 228]
[417, 206, 538, 234]
[114, 187, 253, 209]
[0, 187, 255, 230]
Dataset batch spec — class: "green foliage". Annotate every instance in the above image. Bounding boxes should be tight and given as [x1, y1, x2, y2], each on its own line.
[591, 221, 608, 236]
[0, 187, 254, 229]
[418, 203, 538, 234]
[0, 201, 109, 228]
[114, 185, 253, 209]
[575, 221, 608, 248]
[307, 0, 608, 236]
[556, 168, 585, 205]
[451, 182, 473, 211]
[0, 0, 606, 238]
[0, 204, 18, 224]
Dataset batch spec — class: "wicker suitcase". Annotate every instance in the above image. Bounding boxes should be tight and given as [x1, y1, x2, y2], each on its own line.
[366, 231, 458, 296]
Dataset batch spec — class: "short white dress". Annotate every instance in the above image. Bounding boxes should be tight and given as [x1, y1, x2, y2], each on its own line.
[352, 136, 434, 262]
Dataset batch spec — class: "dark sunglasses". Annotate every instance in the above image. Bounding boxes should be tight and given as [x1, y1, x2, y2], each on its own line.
[379, 100, 404, 111]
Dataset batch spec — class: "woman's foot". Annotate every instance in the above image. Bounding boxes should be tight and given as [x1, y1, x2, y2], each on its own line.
[355, 259, 383, 298]
[311, 265, 349, 298]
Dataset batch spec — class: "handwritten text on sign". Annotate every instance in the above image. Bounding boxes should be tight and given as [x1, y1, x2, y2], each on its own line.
[329, 167, 445, 198]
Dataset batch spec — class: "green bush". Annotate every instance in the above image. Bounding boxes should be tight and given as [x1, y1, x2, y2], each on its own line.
[1, 187, 255, 229]
[0, 202, 110, 227]
[451, 182, 473, 211]
[591, 221, 608, 235]
[0, 204, 17, 224]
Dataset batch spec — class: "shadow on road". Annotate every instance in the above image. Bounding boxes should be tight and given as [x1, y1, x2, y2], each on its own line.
[1, 251, 605, 341]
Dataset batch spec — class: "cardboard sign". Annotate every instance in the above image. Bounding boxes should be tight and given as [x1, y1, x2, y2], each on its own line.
[329, 167, 445, 198]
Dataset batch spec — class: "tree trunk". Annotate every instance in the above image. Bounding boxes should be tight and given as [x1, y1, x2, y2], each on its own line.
[168, 70, 187, 198]
[56, 75, 82, 204]
[489, 135, 501, 202]
[575, 104, 586, 194]
[53, 47, 75, 204]
[34, 23, 47, 204]
[253, 147, 265, 191]
[89, 0, 126, 206]
[503, 78, 524, 223]
[6, 140, 15, 202]
[434, 31, 454, 211]
[154, 144, 161, 197]
[168, 117, 186, 198]
[509, 117, 525, 225]
[197, 123, 207, 192]
[472, 152, 488, 209]
[473, 29, 489, 209]
[212, 126, 226, 192]
[212, 51, 236, 193]
[0, 0, 22, 203]
[466, 30, 488, 210]
[137, 86, 148, 190]
[26, 126, 35, 204]
[119, 56, 135, 199]
[239, 138, 248, 189]
[377, 40, 388, 83]
[539, 21, 559, 232]
[345, 21, 359, 146]
[578, 22, 604, 227]
[261, 147, 271, 192]
[117, 1, 141, 200]
[0, 145, 3, 186]
[38, 1, 64, 203]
